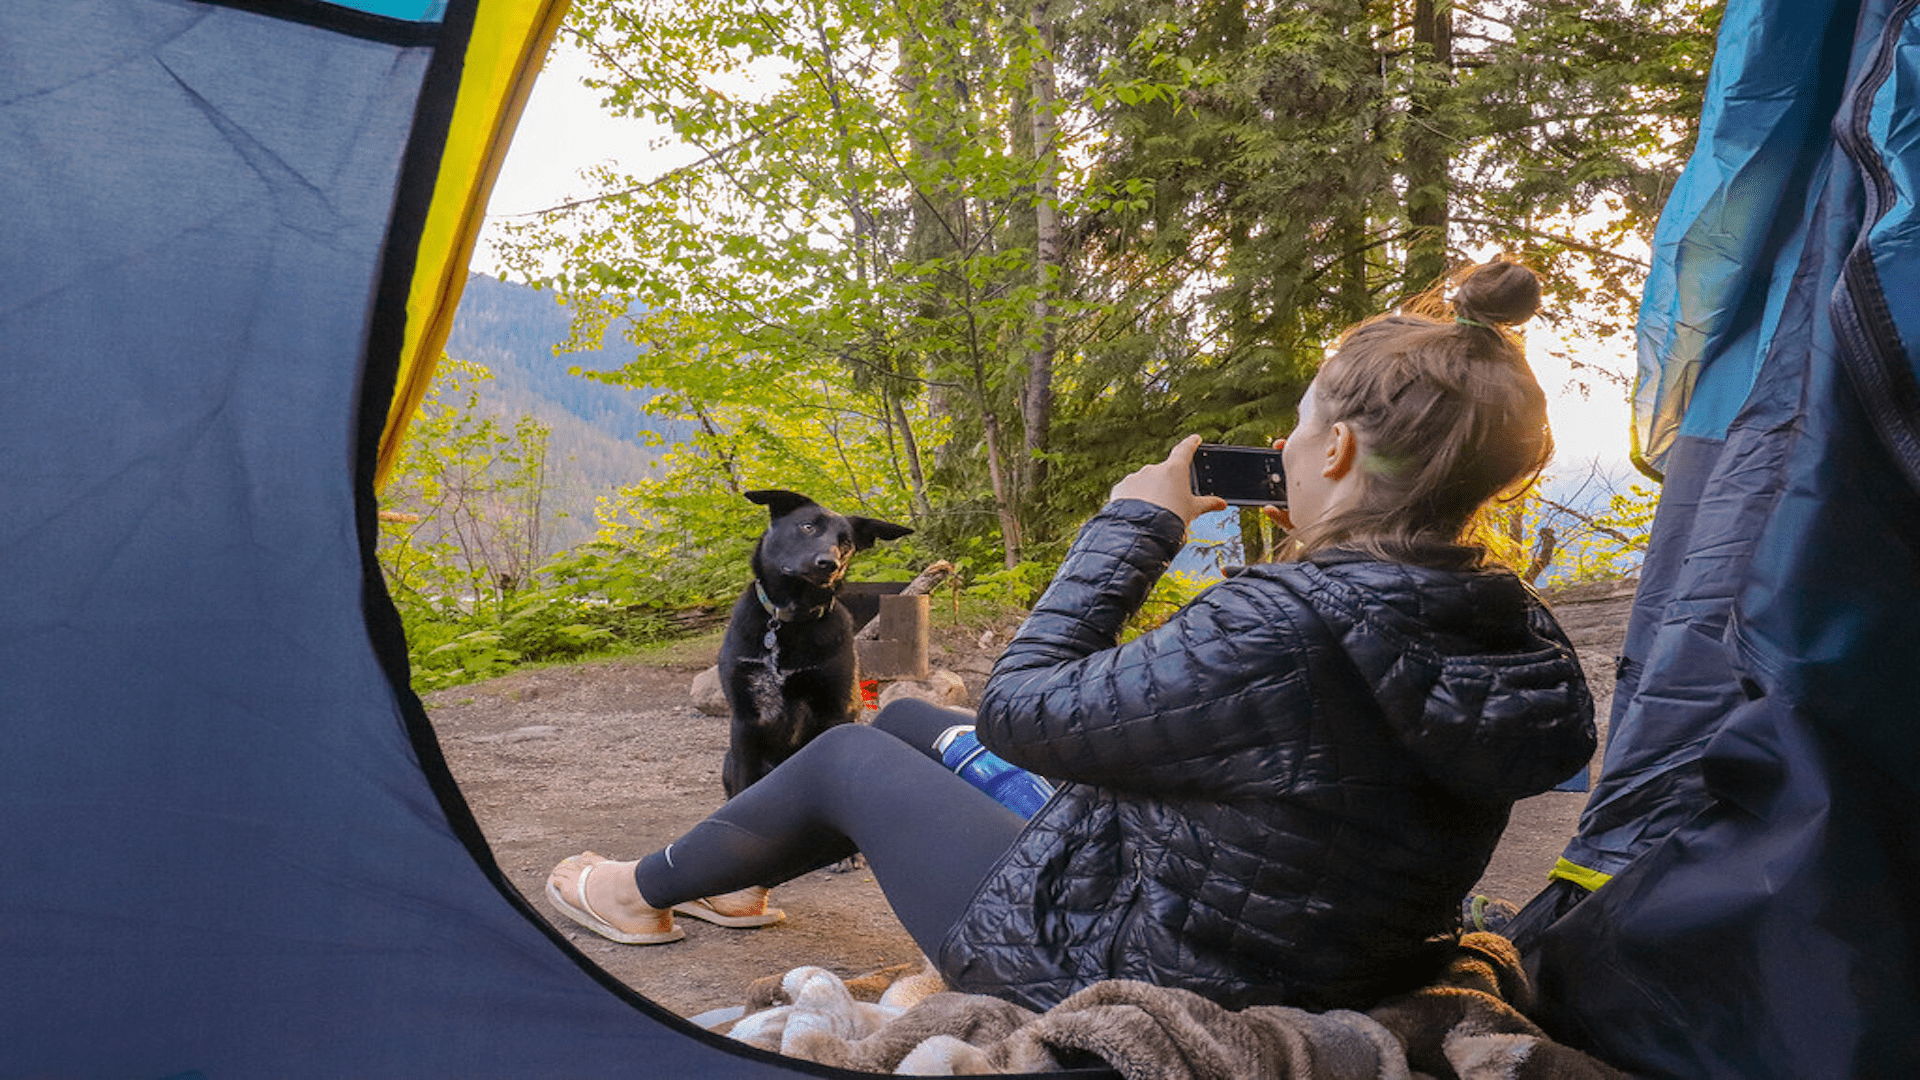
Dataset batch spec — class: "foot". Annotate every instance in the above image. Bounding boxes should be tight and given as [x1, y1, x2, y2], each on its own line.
[673, 885, 787, 928]
[705, 886, 776, 919]
[546, 852, 683, 945]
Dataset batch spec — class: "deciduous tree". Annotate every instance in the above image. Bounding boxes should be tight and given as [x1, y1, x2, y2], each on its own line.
[494, 0, 1714, 581]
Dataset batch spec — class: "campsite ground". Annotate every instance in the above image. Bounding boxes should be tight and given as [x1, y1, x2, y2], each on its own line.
[427, 577, 1634, 1021]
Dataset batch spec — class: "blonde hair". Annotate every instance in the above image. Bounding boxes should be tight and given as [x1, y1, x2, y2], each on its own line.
[1284, 260, 1553, 567]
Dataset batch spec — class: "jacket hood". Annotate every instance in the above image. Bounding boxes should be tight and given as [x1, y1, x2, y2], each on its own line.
[1289, 554, 1596, 800]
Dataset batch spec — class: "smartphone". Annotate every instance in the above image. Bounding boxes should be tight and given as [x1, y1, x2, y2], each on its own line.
[1189, 443, 1287, 507]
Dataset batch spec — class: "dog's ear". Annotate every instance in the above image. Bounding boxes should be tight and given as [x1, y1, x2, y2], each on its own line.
[744, 489, 817, 518]
[848, 517, 914, 551]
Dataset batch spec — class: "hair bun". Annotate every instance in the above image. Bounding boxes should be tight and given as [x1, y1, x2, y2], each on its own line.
[1453, 261, 1541, 327]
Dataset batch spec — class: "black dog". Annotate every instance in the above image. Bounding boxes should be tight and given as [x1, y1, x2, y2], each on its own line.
[717, 489, 913, 798]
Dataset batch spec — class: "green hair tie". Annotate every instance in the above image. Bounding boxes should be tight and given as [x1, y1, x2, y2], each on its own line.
[1455, 316, 1493, 330]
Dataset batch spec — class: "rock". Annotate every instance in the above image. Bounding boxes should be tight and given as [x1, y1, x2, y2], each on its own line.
[691, 665, 729, 716]
[876, 669, 968, 709]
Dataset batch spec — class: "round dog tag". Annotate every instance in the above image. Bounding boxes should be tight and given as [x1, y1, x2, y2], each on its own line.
[764, 627, 779, 650]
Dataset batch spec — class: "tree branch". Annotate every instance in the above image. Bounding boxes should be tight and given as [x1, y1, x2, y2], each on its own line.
[1453, 216, 1650, 268]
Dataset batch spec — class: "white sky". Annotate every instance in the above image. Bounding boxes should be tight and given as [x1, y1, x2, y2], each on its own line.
[1529, 324, 1639, 481]
[475, 42, 1639, 476]
[472, 42, 666, 269]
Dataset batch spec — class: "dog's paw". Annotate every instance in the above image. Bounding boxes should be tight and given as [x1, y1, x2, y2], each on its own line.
[827, 854, 867, 874]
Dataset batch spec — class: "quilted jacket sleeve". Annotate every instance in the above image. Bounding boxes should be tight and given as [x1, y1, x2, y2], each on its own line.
[976, 499, 1323, 797]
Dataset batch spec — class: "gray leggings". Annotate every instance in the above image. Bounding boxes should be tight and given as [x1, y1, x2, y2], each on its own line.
[634, 699, 1027, 958]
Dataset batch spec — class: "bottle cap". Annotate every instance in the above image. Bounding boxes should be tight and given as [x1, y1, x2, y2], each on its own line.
[933, 724, 975, 755]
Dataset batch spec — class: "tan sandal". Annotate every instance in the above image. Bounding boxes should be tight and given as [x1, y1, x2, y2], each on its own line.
[673, 885, 786, 928]
[545, 855, 684, 945]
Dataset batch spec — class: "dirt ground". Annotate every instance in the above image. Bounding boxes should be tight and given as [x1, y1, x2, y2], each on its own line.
[427, 578, 1634, 1021]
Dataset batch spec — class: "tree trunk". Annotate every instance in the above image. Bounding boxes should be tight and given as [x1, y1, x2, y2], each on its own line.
[1020, 0, 1061, 520]
[897, 15, 969, 479]
[1238, 506, 1269, 563]
[892, 394, 932, 522]
[1405, 0, 1453, 292]
[982, 408, 1023, 567]
[822, 14, 935, 521]
[1335, 208, 1371, 327]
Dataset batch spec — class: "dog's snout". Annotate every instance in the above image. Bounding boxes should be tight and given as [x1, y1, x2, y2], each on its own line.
[814, 554, 840, 572]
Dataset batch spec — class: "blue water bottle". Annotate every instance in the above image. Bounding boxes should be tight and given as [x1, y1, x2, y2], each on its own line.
[934, 725, 1056, 819]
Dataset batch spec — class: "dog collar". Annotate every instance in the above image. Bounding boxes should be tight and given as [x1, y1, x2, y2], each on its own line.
[755, 581, 832, 624]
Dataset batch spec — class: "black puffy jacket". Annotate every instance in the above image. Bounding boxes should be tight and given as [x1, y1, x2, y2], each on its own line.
[935, 499, 1595, 1012]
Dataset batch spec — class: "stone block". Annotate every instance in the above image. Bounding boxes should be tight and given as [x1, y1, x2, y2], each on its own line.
[854, 593, 929, 679]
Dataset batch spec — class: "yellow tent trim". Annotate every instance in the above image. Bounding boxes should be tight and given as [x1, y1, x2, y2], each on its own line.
[375, 0, 572, 490]
[1548, 857, 1614, 893]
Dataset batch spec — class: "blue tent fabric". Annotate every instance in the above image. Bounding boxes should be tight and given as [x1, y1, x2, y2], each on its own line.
[1627, 0, 1863, 475]
[0, 2, 842, 1074]
[1519, 1, 1920, 1075]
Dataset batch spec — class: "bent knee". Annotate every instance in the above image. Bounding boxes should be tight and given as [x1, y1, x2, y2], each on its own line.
[798, 721, 894, 766]
[793, 720, 939, 779]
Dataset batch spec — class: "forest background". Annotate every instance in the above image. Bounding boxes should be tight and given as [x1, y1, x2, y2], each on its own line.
[378, 0, 1715, 691]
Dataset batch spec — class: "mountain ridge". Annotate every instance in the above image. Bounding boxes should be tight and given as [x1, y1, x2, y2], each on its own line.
[440, 273, 679, 552]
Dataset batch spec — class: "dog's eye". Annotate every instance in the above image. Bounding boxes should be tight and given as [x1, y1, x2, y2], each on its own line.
[800, 522, 816, 533]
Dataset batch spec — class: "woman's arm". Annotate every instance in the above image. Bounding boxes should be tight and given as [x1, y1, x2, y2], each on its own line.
[984, 433, 1225, 669]
[976, 500, 1316, 797]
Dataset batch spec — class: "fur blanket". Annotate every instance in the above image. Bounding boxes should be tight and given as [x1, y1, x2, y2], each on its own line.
[720, 934, 1626, 1079]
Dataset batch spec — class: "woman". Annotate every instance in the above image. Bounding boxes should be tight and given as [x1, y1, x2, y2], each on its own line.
[547, 259, 1595, 1012]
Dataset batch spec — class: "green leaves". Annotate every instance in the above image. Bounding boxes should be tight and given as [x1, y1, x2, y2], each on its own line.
[475, 0, 1694, 625]
[378, 356, 668, 691]
[378, 356, 553, 614]
[1451, 0, 1717, 332]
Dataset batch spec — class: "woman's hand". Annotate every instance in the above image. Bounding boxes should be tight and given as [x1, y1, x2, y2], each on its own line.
[1109, 435, 1229, 526]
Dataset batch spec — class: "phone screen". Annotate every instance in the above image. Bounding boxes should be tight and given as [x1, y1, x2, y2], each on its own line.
[1189, 444, 1287, 507]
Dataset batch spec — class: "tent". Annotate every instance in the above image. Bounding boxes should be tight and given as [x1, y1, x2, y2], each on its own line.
[1508, 0, 1920, 1075]
[1, 0, 906, 1074]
